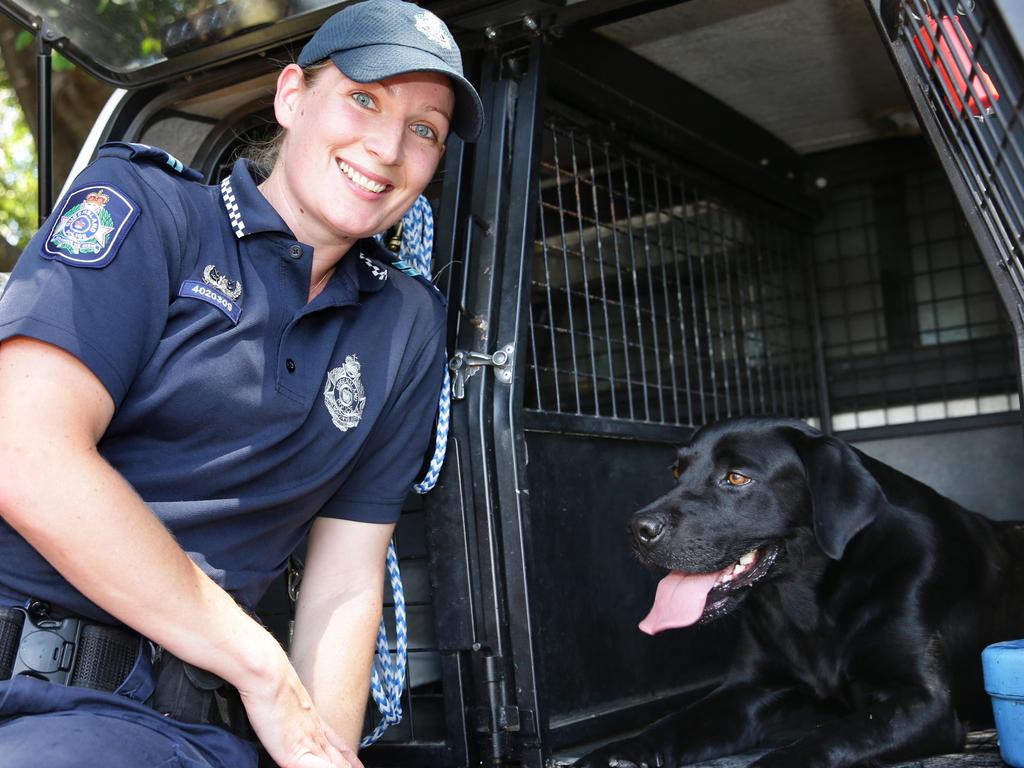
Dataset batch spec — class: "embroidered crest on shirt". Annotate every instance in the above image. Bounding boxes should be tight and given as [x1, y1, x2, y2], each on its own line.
[324, 355, 367, 433]
[44, 185, 139, 268]
[203, 264, 243, 300]
[415, 11, 453, 50]
[360, 255, 389, 282]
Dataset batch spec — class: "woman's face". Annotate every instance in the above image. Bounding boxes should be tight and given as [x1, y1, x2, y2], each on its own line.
[272, 63, 454, 246]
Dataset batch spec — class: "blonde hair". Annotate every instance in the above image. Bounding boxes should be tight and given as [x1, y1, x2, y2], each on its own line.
[245, 61, 335, 175]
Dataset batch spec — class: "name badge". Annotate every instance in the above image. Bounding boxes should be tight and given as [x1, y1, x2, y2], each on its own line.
[178, 280, 242, 324]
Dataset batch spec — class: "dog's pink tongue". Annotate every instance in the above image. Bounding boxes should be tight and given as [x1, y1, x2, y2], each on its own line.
[638, 570, 720, 635]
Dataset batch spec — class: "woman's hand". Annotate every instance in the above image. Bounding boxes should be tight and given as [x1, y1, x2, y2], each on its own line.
[237, 651, 364, 768]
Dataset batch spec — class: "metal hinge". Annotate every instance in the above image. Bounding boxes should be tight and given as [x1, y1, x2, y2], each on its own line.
[449, 344, 514, 399]
[470, 645, 524, 765]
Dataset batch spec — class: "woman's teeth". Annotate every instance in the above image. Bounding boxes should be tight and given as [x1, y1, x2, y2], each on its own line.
[339, 160, 388, 193]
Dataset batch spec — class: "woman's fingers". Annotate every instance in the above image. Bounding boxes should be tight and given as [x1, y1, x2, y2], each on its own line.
[293, 751, 354, 768]
[237, 660, 363, 768]
[321, 723, 365, 768]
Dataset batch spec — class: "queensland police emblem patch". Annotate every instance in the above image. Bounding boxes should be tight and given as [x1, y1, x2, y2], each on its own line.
[324, 355, 367, 433]
[44, 185, 139, 268]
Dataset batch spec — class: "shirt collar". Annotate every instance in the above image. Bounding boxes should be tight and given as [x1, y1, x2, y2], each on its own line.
[221, 159, 395, 296]
[219, 158, 293, 239]
[349, 237, 393, 295]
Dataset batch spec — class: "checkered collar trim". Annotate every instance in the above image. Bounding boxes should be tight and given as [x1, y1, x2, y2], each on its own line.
[352, 238, 392, 294]
[219, 159, 292, 240]
[221, 177, 246, 238]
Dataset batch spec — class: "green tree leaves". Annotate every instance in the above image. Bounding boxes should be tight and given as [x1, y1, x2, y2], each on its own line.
[0, 57, 37, 252]
[14, 29, 75, 71]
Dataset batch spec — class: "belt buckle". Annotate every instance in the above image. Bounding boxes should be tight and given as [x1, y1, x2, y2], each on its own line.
[11, 603, 82, 685]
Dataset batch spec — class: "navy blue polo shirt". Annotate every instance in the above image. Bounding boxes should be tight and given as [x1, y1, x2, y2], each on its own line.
[0, 144, 446, 623]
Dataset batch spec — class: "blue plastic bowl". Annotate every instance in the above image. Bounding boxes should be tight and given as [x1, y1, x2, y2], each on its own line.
[982, 639, 1024, 768]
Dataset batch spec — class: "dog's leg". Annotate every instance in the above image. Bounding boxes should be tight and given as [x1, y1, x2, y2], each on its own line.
[572, 683, 827, 768]
[745, 688, 965, 768]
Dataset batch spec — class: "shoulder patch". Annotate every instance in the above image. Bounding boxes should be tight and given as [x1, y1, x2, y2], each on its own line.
[98, 142, 203, 182]
[43, 185, 139, 269]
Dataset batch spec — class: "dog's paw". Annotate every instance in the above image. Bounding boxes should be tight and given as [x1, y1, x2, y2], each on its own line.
[572, 740, 667, 768]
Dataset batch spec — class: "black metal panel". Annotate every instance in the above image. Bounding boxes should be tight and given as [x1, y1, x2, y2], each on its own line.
[440, 43, 542, 767]
[524, 430, 735, 746]
[488, 39, 551, 767]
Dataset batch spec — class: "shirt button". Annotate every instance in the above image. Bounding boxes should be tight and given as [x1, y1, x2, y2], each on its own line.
[289, 245, 302, 259]
[286, 359, 296, 373]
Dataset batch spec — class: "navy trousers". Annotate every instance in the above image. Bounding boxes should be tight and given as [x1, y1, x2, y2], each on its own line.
[0, 650, 258, 768]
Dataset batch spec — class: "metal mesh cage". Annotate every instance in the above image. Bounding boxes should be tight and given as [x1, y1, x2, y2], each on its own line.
[888, 0, 1024, 303]
[813, 159, 1019, 430]
[526, 116, 820, 427]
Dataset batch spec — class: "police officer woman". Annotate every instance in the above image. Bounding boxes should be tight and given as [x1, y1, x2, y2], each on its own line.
[0, 1, 481, 767]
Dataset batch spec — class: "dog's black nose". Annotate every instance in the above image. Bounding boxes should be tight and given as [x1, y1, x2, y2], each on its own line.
[631, 513, 665, 545]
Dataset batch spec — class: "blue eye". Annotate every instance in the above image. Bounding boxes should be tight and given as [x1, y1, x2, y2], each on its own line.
[352, 92, 375, 109]
[412, 124, 437, 141]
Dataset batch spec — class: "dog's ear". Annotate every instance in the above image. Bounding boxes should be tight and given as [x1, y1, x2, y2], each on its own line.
[792, 433, 885, 560]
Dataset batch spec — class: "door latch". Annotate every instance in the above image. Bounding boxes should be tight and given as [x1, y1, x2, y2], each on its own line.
[449, 344, 514, 400]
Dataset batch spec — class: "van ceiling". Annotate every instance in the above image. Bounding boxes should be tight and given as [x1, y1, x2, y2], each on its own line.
[594, 0, 919, 154]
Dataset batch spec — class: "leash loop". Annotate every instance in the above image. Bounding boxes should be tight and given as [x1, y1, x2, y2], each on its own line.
[362, 195, 449, 747]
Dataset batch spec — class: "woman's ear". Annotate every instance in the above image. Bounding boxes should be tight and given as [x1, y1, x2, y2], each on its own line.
[273, 64, 307, 131]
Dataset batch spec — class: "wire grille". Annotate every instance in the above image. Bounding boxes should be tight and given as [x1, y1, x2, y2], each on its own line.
[814, 161, 1019, 430]
[526, 118, 819, 426]
[895, 0, 1024, 304]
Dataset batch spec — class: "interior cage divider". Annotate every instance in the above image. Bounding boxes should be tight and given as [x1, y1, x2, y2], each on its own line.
[866, 0, 1024, 410]
[432, 40, 553, 768]
[490, 39, 549, 768]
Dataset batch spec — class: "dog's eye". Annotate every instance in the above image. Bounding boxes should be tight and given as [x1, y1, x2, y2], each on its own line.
[726, 472, 751, 486]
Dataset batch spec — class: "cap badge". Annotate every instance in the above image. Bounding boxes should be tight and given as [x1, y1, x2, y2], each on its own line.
[414, 11, 453, 50]
[324, 355, 367, 433]
[203, 264, 242, 301]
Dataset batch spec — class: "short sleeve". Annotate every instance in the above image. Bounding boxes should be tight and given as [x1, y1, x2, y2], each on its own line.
[319, 318, 447, 524]
[0, 156, 187, 406]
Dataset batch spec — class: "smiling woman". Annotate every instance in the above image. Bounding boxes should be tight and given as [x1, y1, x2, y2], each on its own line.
[260, 65, 455, 288]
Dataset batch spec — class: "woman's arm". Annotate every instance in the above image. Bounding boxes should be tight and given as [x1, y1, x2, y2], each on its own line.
[290, 516, 396, 749]
[0, 336, 360, 768]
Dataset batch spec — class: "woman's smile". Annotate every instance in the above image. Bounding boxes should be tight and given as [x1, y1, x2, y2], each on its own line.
[337, 159, 392, 195]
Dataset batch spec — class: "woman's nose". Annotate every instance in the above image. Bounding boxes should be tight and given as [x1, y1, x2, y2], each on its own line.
[364, 119, 405, 165]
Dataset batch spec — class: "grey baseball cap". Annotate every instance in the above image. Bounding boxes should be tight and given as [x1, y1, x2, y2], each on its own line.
[298, 0, 483, 142]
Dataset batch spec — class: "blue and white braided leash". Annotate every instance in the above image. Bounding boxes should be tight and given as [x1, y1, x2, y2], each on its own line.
[362, 541, 407, 747]
[390, 195, 451, 496]
[362, 195, 450, 748]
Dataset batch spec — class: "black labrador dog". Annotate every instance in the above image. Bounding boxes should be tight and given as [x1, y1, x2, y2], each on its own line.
[575, 416, 1024, 768]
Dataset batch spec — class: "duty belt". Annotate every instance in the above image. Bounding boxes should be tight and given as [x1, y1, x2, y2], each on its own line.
[0, 601, 139, 691]
[0, 600, 254, 739]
